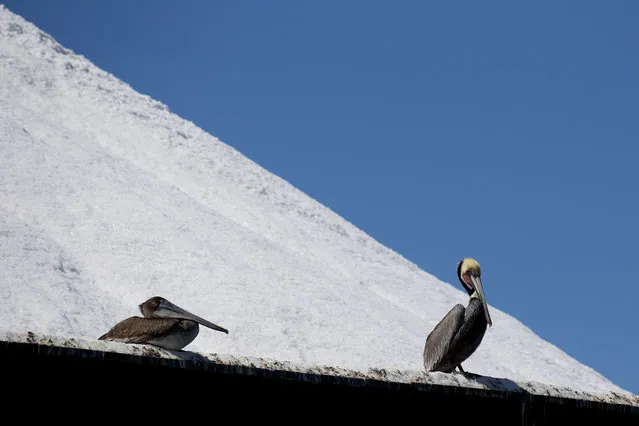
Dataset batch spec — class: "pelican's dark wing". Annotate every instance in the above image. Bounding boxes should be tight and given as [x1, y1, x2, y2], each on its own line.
[423, 304, 465, 372]
[98, 317, 181, 344]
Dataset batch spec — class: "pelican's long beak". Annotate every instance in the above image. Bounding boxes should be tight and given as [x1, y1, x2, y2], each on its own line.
[157, 301, 229, 334]
[471, 274, 492, 327]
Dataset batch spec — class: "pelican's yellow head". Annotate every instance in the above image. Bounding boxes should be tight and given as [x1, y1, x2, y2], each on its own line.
[458, 258, 480, 282]
[456, 257, 492, 326]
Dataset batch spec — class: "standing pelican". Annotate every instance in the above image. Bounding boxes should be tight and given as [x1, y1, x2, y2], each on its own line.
[423, 258, 492, 374]
[98, 296, 229, 350]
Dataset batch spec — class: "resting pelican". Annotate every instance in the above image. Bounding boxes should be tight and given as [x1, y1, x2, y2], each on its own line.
[423, 258, 492, 374]
[98, 296, 228, 350]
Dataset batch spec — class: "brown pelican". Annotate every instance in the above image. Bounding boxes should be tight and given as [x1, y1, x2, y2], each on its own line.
[423, 258, 492, 374]
[98, 296, 229, 350]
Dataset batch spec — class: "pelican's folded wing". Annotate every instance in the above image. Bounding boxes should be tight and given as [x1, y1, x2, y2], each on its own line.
[423, 304, 465, 371]
[98, 317, 180, 344]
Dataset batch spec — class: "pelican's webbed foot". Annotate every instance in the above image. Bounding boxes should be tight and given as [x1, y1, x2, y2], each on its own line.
[455, 364, 480, 379]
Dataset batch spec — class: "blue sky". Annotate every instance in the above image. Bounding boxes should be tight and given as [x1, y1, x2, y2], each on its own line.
[5, 1, 638, 393]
